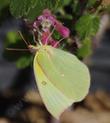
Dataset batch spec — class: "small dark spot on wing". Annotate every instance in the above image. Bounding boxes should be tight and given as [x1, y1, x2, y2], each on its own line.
[42, 81, 47, 85]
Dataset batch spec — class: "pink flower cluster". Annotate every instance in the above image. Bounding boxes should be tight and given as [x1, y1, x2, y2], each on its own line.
[33, 9, 70, 47]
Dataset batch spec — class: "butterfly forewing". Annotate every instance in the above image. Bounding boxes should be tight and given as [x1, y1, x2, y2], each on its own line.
[33, 45, 90, 119]
[34, 49, 73, 119]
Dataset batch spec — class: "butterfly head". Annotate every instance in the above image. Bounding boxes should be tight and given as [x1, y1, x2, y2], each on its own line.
[28, 45, 39, 53]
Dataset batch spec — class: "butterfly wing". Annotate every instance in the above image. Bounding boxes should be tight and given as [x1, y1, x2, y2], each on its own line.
[34, 60, 73, 119]
[33, 46, 90, 119]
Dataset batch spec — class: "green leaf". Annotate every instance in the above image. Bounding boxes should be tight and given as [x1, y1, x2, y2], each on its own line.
[86, 0, 97, 8]
[0, 0, 10, 18]
[26, 0, 63, 20]
[0, 0, 9, 11]
[10, 0, 38, 18]
[75, 14, 100, 39]
[10, 0, 63, 20]
[6, 31, 20, 44]
[16, 56, 33, 68]
[63, 0, 71, 6]
[53, 30, 61, 40]
[105, 5, 110, 13]
[77, 38, 92, 58]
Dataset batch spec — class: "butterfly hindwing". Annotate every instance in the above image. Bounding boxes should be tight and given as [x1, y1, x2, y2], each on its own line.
[33, 46, 90, 119]
[34, 53, 73, 119]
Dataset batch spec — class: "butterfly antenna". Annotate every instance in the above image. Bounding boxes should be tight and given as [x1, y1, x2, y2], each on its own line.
[45, 26, 55, 45]
[35, 27, 42, 36]
[18, 31, 31, 47]
[6, 48, 30, 51]
[6, 32, 34, 52]
[53, 37, 65, 47]
[58, 37, 65, 43]
[33, 28, 43, 45]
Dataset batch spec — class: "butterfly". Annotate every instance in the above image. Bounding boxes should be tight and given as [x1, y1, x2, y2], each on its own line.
[7, 31, 90, 119]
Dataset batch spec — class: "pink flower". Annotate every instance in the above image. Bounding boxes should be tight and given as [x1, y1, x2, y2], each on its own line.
[50, 40, 59, 48]
[33, 9, 56, 31]
[33, 21, 40, 28]
[41, 31, 50, 45]
[32, 9, 70, 47]
[38, 9, 56, 26]
[55, 21, 70, 38]
[41, 30, 59, 48]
